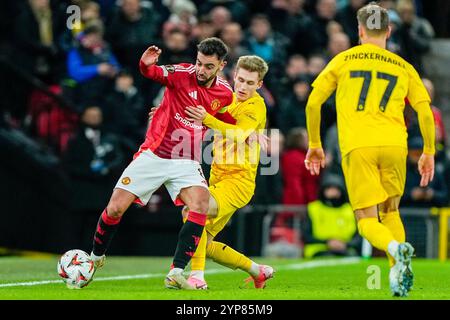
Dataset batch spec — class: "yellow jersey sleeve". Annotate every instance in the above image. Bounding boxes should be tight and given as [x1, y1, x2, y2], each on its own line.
[311, 53, 344, 96]
[203, 98, 265, 143]
[406, 64, 431, 106]
[405, 64, 435, 154]
[306, 54, 344, 149]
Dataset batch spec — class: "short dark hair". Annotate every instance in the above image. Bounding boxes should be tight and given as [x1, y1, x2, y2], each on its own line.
[197, 37, 229, 61]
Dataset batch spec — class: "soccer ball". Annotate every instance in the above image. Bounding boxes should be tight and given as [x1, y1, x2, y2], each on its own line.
[57, 249, 95, 289]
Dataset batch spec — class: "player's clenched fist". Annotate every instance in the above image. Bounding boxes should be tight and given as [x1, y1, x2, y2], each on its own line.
[141, 45, 162, 66]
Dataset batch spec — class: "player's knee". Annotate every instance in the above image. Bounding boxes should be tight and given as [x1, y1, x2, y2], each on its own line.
[106, 202, 127, 219]
[379, 196, 400, 213]
[188, 198, 209, 214]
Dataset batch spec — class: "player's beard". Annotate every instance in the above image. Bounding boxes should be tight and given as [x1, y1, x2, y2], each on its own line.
[196, 70, 218, 87]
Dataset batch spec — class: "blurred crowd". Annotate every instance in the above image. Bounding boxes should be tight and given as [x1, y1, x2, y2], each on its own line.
[0, 0, 449, 256]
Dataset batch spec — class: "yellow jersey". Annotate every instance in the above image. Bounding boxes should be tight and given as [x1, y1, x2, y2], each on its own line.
[203, 92, 267, 184]
[311, 43, 431, 156]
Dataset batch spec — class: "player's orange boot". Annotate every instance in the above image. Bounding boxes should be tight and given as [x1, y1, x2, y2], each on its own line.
[243, 265, 274, 289]
[187, 276, 208, 290]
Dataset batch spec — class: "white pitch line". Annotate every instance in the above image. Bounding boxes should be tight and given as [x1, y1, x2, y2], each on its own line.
[0, 257, 361, 288]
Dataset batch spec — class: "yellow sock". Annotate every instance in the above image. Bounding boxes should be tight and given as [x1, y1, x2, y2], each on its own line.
[206, 241, 252, 272]
[357, 217, 396, 253]
[379, 210, 405, 267]
[190, 228, 207, 271]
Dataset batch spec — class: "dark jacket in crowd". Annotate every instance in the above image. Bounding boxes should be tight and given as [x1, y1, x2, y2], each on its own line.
[62, 125, 126, 212]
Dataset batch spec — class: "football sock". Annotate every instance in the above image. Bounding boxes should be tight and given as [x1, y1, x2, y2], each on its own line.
[190, 270, 205, 281]
[92, 209, 121, 257]
[190, 228, 207, 272]
[206, 241, 253, 273]
[357, 217, 396, 253]
[172, 211, 207, 270]
[379, 210, 406, 267]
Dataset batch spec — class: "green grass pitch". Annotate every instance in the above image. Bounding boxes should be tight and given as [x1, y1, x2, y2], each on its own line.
[1, 256, 449, 300]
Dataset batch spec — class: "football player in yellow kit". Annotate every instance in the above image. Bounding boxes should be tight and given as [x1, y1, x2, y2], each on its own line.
[181, 55, 274, 290]
[304, 3, 435, 297]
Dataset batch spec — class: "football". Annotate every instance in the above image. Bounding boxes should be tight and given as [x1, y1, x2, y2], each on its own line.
[57, 249, 95, 289]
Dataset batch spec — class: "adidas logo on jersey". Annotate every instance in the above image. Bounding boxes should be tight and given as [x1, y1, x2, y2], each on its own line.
[188, 91, 198, 100]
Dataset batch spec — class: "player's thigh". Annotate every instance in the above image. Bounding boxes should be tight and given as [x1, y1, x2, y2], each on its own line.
[114, 150, 168, 206]
[208, 194, 218, 218]
[166, 160, 209, 212]
[341, 147, 388, 210]
[379, 147, 408, 198]
[206, 179, 253, 237]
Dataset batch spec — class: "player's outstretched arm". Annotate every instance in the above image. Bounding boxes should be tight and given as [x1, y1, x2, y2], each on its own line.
[185, 105, 260, 143]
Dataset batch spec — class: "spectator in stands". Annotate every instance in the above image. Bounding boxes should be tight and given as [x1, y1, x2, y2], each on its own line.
[105, 0, 162, 77]
[326, 32, 350, 59]
[163, 0, 198, 39]
[281, 127, 320, 206]
[244, 14, 290, 68]
[393, 0, 435, 74]
[13, 0, 65, 83]
[302, 173, 360, 258]
[309, 0, 338, 54]
[273, 54, 309, 100]
[308, 54, 327, 78]
[278, 75, 311, 134]
[158, 28, 196, 65]
[253, 130, 284, 205]
[62, 106, 126, 211]
[326, 20, 345, 37]
[59, 1, 102, 53]
[62, 105, 126, 247]
[198, 0, 250, 27]
[402, 136, 448, 208]
[267, 0, 314, 57]
[209, 6, 232, 36]
[335, 0, 367, 46]
[67, 21, 120, 109]
[220, 22, 250, 78]
[102, 70, 146, 148]
[191, 15, 216, 42]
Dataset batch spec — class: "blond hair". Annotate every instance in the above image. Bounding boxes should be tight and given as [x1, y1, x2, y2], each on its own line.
[357, 2, 390, 36]
[236, 55, 269, 81]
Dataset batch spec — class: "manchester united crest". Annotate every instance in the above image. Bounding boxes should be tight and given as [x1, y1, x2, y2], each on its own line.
[121, 177, 131, 185]
[210, 99, 221, 111]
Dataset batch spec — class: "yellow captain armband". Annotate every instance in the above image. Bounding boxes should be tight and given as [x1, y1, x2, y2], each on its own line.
[217, 106, 228, 114]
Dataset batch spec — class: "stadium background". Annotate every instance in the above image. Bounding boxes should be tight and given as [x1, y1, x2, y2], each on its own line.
[0, 0, 449, 260]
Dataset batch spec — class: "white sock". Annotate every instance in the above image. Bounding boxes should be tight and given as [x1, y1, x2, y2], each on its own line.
[190, 270, 205, 281]
[168, 267, 183, 276]
[249, 262, 260, 277]
[387, 240, 400, 260]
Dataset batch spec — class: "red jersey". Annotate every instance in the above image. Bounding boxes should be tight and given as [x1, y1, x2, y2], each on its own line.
[139, 61, 233, 161]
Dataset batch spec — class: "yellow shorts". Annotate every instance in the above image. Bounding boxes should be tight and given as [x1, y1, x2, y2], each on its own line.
[206, 177, 254, 237]
[341, 146, 407, 210]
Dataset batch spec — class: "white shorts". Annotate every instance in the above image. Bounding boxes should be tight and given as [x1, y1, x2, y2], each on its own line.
[115, 149, 208, 205]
